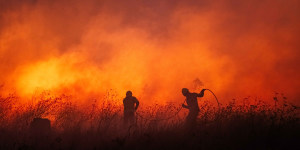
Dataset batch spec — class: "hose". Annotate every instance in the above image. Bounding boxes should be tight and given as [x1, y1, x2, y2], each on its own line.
[135, 89, 220, 121]
[205, 89, 221, 111]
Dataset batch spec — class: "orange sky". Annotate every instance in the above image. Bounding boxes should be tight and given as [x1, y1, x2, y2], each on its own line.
[0, 0, 299, 105]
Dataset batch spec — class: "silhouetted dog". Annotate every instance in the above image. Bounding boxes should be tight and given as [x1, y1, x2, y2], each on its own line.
[30, 118, 51, 136]
[29, 118, 52, 149]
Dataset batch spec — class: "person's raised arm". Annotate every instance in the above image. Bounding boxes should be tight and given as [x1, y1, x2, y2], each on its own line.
[197, 89, 206, 97]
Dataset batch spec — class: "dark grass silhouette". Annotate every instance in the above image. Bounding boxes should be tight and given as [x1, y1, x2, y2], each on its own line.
[0, 91, 299, 150]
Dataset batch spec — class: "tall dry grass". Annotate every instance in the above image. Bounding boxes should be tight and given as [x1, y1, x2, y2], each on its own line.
[0, 91, 298, 149]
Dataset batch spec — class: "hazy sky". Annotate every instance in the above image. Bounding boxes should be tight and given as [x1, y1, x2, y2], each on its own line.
[0, 0, 299, 104]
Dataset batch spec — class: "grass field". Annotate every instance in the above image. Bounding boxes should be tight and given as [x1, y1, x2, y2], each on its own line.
[0, 91, 299, 150]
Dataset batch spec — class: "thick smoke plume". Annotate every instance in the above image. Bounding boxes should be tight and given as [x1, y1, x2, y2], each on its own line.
[0, 0, 299, 104]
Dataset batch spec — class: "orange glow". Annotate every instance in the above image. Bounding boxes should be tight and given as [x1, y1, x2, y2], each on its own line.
[0, 0, 299, 105]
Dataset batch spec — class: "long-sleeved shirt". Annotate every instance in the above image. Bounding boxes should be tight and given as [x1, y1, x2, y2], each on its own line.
[123, 96, 139, 112]
[185, 91, 204, 111]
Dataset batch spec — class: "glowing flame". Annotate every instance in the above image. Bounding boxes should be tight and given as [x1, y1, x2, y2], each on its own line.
[0, 0, 299, 105]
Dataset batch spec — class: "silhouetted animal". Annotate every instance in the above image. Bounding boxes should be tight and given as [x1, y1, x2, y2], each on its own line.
[30, 118, 51, 136]
[28, 118, 52, 149]
[123, 91, 139, 125]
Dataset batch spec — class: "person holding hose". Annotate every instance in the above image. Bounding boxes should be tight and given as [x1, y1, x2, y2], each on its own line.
[181, 88, 206, 129]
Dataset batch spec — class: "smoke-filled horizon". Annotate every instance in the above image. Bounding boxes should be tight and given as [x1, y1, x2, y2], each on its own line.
[0, 0, 299, 104]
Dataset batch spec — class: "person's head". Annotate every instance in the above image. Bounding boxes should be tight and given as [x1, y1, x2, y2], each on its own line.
[182, 88, 189, 96]
[126, 91, 132, 97]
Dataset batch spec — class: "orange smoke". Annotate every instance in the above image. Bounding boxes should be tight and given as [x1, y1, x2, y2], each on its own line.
[0, 0, 299, 105]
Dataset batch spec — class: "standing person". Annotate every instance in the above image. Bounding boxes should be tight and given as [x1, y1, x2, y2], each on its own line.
[123, 91, 139, 125]
[181, 88, 206, 129]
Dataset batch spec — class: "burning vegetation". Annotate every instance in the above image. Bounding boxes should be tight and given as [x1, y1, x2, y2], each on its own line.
[0, 0, 299, 149]
[0, 91, 299, 149]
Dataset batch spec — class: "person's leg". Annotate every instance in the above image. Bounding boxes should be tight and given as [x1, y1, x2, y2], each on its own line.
[185, 110, 199, 131]
[124, 112, 129, 125]
[185, 111, 192, 129]
[128, 112, 135, 125]
[190, 111, 198, 128]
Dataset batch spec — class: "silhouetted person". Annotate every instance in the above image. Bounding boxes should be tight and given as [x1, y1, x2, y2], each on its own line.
[123, 91, 139, 125]
[181, 88, 206, 129]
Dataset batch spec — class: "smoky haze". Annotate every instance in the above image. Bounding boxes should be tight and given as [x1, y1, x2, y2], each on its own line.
[0, 0, 299, 104]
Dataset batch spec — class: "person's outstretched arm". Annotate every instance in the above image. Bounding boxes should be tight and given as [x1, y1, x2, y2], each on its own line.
[197, 89, 206, 97]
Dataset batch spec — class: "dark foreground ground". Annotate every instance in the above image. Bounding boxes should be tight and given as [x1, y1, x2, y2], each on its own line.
[0, 93, 299, 150]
